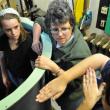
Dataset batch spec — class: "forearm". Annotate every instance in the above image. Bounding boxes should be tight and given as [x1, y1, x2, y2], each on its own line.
[33, 23, 41, 42]
[52, 67, 65, 76]
[48, 61, 65, 76]
[61, 53, 109, 84]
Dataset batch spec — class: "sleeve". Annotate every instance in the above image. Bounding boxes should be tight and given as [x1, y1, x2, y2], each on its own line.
[101, 60, 110, 82]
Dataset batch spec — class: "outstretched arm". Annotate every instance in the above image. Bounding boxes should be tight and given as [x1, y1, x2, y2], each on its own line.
[36, 53, 109, 102]
[62, 53, 109, 84]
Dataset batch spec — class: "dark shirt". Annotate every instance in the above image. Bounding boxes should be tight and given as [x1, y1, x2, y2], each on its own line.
[0, 34, 37, 79]
[102, 60, 110, 83]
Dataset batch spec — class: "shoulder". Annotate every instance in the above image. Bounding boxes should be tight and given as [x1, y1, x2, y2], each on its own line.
[0, 34, 8, 43]
[102, 60, 110, 82]
[0, 34, 9, 50]
[102, 60, 110, 71]
[34, 17, 45, 25]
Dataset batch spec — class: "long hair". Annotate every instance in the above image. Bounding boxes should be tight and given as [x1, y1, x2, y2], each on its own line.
[0, 13, 29, 44]
[45, 0, 75, 33]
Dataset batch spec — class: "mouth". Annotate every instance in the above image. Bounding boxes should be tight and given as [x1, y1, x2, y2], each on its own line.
[58, 38, 65, 41]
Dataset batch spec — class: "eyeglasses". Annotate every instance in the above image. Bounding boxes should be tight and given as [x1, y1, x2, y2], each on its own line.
[50, 27, 71, 34]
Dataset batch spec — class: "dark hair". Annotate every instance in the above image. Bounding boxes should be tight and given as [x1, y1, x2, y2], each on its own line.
[45, 0, 75, 32]
[104, 78, 110, 105]
[0, 13, 29, 44]
[102, 70, 110, 105]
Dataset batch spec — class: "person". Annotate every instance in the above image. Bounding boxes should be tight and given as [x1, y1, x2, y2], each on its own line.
[77, 68, 110, 110]
[0, 8, 37, 94]
[36, 53, 110, 110]
[33, 0, 92, 110]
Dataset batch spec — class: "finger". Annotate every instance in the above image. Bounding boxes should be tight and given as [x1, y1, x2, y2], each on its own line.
[86, 69, 90, 87]
[83, 74, 87, 94]
[35, 56, 40, 61]
[32, 46, 39, 54]
[36, 93, 49, 102]
[37, 43, 42, 55]
[83, 74, 86, 89]
[35, 56, 41, 64]
[35, 60, 39, 67]
[36, 87, 52, 102]
[35, 63, 39, 67]
[52, 92, 63, 100]
[36, 88, 53, 102]
[89, 68, 94, 85]
[98, 82, 106, 96]
[91, 68, 97, 87]
[40, 86, 56, 99]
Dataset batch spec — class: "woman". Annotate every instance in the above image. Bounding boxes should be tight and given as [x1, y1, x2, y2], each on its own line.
[34, 0, 92, 110]
[0, 8, 37, 93]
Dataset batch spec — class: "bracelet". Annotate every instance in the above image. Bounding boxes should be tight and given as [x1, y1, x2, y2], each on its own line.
[52, 68, 61, 76]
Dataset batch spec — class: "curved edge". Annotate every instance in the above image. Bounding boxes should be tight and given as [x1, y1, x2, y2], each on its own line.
[0, 18, 52, 110]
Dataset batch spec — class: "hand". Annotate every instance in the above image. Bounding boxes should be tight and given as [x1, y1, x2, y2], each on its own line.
[32, 40, 42, 55]
[36, 76, 67, 102]
[2, 73, 11, 89]
[83, 68, 106, 109]
[35, 55, 60, 73]
[35, 55, 52, 70]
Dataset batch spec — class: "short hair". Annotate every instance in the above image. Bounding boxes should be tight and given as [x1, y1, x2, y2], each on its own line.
[45, 0, 75, 32]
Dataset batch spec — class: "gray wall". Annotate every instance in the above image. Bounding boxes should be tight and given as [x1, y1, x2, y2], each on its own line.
[33, 0, 53, 12]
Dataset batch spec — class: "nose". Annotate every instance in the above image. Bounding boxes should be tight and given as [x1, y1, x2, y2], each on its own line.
[57, 30, 63, 36]
[11, 29, 16, 35]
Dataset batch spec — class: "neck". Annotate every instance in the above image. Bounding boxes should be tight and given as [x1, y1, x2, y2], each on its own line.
[9, 38, 18, 44]
[9, 39, 19, 50]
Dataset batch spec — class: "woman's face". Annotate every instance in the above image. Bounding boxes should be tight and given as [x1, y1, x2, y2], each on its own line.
[1, 18, 21, 41]
[50, 21, 73, 46]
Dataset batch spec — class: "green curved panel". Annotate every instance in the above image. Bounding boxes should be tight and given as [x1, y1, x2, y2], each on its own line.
[0, 18, 52, 110]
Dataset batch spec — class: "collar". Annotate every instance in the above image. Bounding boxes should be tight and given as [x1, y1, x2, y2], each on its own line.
[56, 34, 74, 48]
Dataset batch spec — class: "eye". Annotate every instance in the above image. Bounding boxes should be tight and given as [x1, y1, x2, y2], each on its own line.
[5, 29, 11, 32]
[14, 25, 19, 29]
[51, 28, 58, 33]
[61, 27, 70, 31]
[61, 27, 68, 31]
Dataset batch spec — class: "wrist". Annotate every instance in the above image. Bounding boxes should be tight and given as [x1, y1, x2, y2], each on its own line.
[77, 99, 92, 110]
[61, 72, 72, 84]
[60, 73, 70, 85]
[83, 99, 96, 110]
[47, 61, 62, 75]
[33, 39, 40, 43]
[83, 100, 91, 110]
[52, 67, 63, 76]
